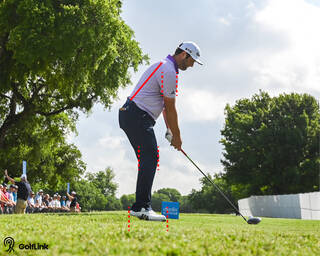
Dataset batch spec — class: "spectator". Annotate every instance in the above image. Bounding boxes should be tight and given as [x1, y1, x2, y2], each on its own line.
[67, 191, 77, 212]
[48, 197, 54, 212]
[57, 195, 62, 212]
[42, 194, 50, 213]
[61, 196, 69, 212]
[35, 190, 43, 205]
[0, 184, 6, 214]
[4, 170, 32, 214]
[66, 197, 71, 209]
[76, 202, 81, 212]
[34, 190, 44, 213]
[7, 184, 17, 214]
[52, 194, 61, 212]
[1, 184, 14, 214]
[26, 191, 36, 213]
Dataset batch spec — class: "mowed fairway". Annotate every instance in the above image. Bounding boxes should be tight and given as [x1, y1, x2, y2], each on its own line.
[1, 212, 319, 256]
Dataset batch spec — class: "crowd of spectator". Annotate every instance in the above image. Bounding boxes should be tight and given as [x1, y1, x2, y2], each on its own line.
[1, 170, 80, 214]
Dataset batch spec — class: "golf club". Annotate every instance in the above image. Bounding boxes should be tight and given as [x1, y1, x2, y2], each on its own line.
[165, 131, 261, 224]
[180, 149, 261, 225]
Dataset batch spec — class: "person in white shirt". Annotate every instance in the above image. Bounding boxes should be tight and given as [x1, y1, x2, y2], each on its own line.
[34, 190, 44, 213]
[56, 195, 62, 212]
[66, 199, 71, 208]
[48, 197, 54, 211]
[52, 194, 61, 212]
[26, 191, 35, 213]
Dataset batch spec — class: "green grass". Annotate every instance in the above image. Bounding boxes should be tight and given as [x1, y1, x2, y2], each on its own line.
[1, 211, 319, 255]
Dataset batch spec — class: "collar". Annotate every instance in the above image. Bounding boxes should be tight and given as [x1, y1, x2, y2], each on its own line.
[166, 55, 179, 74]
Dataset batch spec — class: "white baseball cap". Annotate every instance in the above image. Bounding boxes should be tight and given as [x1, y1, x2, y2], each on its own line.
[178, 41, 203, 65]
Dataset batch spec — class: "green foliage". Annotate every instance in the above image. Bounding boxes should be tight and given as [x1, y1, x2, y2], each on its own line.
[71, 168, 122, 211]
[188, 174, 234, 214]
[151, 192, 170, 212]
[221, 91, 320, 196]
[151, 188, 182, 212]
[86, 168, 118, 197]
[156, 188, 182, 202]
[0, 113, 85, 189]
[120, 193, 135, 210]
[73, 180, 109, 212]
[179, 195, 193, 213]
[0, 0, 147, 184]
[105, 195, 122, 211]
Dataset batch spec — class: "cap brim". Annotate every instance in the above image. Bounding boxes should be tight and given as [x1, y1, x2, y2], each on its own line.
[195, 59, 203, 65]
[191, 56, 203, 65]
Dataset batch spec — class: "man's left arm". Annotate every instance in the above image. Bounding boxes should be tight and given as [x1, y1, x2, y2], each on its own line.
[162, 109, 170, 129]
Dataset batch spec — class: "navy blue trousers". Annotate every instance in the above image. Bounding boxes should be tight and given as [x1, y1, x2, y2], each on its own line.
[119, 99, 158, 211]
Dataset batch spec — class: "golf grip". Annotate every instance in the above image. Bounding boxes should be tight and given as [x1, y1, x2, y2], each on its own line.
[180, 149, 248, 223]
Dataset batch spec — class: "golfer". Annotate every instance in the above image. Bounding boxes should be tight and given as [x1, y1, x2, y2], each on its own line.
[119, 42, 203, 221]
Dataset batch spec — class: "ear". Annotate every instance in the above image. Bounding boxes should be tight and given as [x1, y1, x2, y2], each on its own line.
[181, 51, 187, 59]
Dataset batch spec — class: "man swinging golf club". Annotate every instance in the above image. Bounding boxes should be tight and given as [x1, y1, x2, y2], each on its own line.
[119, 42, 203, 221]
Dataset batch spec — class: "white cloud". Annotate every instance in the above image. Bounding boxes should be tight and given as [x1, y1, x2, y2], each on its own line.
[252, 0, 320, 93]
[178, 88, 231, 122]
[218, 13, 233, 26]
[98, 136, 125, 149]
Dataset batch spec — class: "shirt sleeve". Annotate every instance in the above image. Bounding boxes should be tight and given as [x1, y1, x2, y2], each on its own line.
[157, 69, 177, 98]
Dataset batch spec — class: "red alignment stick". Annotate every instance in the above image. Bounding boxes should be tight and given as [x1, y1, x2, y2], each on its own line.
[130, 62, 163, 101]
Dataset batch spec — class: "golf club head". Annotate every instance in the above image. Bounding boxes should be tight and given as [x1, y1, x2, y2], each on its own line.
[247, 216, 261, 225]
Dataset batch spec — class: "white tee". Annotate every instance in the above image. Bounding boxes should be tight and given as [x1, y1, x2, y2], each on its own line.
[28, 197, 34, 206]
[52, 199, 61, 208]
[35, 194, 42, 205]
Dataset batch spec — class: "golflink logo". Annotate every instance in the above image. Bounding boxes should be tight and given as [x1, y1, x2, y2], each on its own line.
[3, 237, 49, 253]
[4, 237, 14, 253]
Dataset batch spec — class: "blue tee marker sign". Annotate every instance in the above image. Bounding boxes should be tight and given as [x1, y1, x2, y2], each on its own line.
[161, 201, 180, 219]
[22, 160, 27, 175]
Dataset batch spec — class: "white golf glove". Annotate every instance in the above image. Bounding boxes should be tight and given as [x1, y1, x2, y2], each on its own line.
[165, 128, 173, 143]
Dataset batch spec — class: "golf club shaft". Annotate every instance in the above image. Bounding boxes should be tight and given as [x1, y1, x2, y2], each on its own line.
[180, 149, 248, 223]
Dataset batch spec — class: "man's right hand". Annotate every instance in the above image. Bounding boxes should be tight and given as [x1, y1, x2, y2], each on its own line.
[171, 134, 182, 151]
[4, 169, 7, 176]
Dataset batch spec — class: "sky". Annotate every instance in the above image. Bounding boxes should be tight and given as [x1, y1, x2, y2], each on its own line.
[68, 0, 320, 198]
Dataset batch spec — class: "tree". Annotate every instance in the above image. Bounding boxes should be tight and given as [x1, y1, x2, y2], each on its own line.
[0, 0, 147, 148]
[150, 188, 182, 212]
[0, 113, 85, 190]
[188, 174, 234, 214]
[156, 188, 182, 202]
[105, 195, 122, 211]
[73, 180, 108, 212]
[220, 91, 320, 196]
[179, 195, 193, 213]
[86, 168, 118, 197]
[71, 169, 122, 211]
[120, 193, 135, 210]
